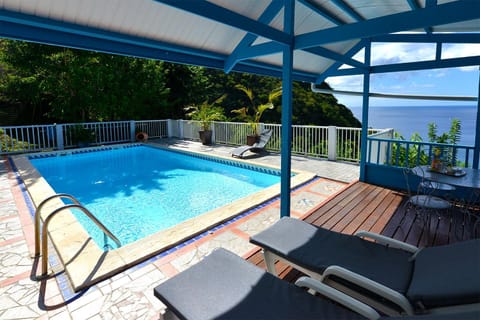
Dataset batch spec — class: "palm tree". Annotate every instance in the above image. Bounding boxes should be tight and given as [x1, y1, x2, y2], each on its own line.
[231, 84, 282, 137]
[184, 94, 227, 145]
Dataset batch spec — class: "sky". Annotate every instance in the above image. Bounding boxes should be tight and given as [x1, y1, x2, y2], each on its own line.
[324, 43, 480, 108]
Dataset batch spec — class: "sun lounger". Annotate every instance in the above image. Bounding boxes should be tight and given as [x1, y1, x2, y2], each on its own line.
[250, 217, 480, 316]
[231, 129, 272, 158]
[154, 248, 380, 320]
[153, 248, 480, 320]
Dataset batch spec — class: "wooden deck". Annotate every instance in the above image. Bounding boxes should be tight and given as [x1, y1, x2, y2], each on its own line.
[246, 181, 476, 282]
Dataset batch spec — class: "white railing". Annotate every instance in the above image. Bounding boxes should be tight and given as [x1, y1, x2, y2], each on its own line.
[1, 120, 169, 154]
[135, 120, 169, 138]
[2, 119, 385, 163]
[0, 124, 56, 153]
[366, 128, 395, 164]
[169, 120, 385, 162]
[62, 121, 133, 148]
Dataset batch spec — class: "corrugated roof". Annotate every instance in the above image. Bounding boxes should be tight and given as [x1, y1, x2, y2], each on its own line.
[0, 0, 478, 82]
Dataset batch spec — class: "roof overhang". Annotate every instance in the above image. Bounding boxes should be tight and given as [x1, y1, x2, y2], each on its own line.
[0, 1, 478, 83]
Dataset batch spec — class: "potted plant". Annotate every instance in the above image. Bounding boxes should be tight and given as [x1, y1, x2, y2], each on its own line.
[135, 131, 148, 142]
[70, 125, 96, 147]
[231, 84, 282, 145]
[184, 94, 227, 145]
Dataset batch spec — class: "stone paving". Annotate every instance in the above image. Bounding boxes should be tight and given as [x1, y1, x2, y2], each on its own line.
[0, 144, 359, 319]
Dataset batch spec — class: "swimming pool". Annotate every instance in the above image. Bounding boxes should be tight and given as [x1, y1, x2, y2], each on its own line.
[29, 145, 281, 248]
[13, 143, 315, 291]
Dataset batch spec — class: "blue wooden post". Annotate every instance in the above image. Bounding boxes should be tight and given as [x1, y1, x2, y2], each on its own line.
[359, 41, 371, 181]
[473, 68, 480, 169]
[280, 0, 294, 218]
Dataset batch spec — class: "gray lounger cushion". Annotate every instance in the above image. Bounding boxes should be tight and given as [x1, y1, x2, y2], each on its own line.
[153, 248, 365, 320]
[407, 239, 480, 308]
[250, 217, 414, 293]
[231, 145, 253, 157]
[387, 311, 480, 320]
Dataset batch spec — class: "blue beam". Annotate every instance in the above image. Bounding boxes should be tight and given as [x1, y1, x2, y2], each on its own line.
[295, 1, 480, 49]
[0, 9, 320, 83]
[329, 56, 480, 76]
[474, 69, 480, 169]
[297, 0, 346, 25]
[316, 39, 367, 83]
[233, 42, 284, 61]
[372, 33, 480, 44]
[280, 0, 295, 218]
[305, 45, 366, 69]
[0, 9, 221, 60]
[224, 1, 283, 73]
[331, 0, 364, 21]
[406, 0, 432, 33]
[359, 41, 371, 182]
[155, 0, 292, 46]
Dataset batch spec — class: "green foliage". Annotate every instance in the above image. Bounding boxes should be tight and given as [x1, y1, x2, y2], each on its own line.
[391, 119, 462, 168]
[68, 125, 96, 144]
[231, 84, 282, 135]
[391, 132, 430, 168]
[427, 118, 462, 165]
[1, 40, 362, 129]
[184, 94, 227, 131]
[0, 40, 169, 123]
[0, 128, 33, 152]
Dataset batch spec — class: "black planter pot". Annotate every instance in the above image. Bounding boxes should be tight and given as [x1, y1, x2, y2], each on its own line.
[199, 130, 213, 145]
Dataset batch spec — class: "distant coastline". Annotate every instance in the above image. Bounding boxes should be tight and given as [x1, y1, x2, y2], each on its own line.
[349, 105, 476, 146]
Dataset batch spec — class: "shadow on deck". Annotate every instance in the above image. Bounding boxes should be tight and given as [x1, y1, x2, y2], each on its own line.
[246, 181, 477, 282]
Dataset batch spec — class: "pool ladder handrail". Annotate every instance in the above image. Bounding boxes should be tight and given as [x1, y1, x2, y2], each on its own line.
[34, 193, 121, 278]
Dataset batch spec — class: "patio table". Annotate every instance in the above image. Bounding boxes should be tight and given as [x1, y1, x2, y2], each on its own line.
[412, 165, 480, 237]
[412, 166, 480, 190]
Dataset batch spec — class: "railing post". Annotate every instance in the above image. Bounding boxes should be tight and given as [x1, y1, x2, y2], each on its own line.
[130, 120, 136, 142]
[179, 120, 184, 139]
[211, 122, 216, 144]
[167, 119, 174, 138]
[328, 126, 337, 161]
[55, 124, 64, 150]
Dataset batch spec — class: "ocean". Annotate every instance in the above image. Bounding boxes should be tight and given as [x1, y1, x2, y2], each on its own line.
[349, 105, 477, 146]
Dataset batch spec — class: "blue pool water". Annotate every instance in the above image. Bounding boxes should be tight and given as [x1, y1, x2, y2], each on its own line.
[30, 146, 281, 248]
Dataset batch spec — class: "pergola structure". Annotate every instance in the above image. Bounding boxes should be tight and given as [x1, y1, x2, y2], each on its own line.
[1, 0, 479, 217]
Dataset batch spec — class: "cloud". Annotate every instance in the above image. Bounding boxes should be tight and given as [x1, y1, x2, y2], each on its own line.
[327, 42, 478, 90]
[370, 43, 436, 65]
[442, 43, 480, 59]
[442, 43, 480, 72]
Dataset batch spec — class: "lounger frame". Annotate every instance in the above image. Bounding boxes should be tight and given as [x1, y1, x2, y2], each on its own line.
[261, 230, 480, 316]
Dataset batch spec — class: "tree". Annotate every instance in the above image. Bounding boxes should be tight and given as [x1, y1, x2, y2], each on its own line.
[0, 40, 170, 123]
[1, 39, 362, 128]
[231, 84, 282, 135]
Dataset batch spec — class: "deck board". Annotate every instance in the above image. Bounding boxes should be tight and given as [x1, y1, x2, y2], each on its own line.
[245, 181, 476, 282]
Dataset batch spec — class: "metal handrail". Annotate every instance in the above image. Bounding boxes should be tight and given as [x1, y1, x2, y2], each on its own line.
[34, 194, 121, 278]
[34, 193, 81, 256]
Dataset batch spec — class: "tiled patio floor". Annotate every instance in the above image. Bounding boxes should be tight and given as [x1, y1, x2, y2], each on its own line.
[0, 142, 358, 320]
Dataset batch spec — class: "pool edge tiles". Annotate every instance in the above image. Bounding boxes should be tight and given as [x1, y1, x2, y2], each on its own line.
[11, 143, 316, 291]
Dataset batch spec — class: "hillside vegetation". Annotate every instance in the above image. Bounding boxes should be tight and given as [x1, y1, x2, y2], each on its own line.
[0, 40, 360, 127]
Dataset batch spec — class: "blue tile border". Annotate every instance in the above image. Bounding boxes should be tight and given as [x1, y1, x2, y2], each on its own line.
[26, 143, 143, 160]
[7, 157, 35, 219]
[145, 144, 287, 177]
